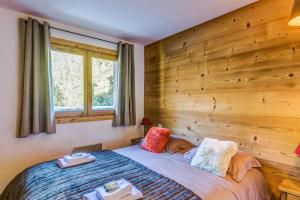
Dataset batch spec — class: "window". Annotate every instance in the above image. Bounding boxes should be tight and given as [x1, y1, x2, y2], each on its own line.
[51, 38, 117, 123]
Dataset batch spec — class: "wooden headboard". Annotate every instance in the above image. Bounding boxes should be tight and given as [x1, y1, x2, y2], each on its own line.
[259, 159, 300, 199]
[144, 0, 300, 199]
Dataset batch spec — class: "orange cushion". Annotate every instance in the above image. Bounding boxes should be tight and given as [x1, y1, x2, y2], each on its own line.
[141, 127, 171, 153]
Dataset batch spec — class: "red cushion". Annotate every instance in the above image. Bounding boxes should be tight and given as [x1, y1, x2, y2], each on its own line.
[141, 127, 171, 153]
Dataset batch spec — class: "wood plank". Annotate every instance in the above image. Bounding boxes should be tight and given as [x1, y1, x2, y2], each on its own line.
[51, 37, 117, 58]
[55, 115, 113, 124]
[146, 91, 300, 117]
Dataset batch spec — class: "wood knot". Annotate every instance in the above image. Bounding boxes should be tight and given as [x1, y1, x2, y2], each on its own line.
[253, 136, 257, 141]
[246, 22, 251, 28]
[292, 46, 296, 53]
[289, 73, 295, 78]
[213, 97, 217, 111]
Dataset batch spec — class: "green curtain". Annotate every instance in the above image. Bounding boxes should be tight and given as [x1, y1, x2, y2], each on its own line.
[112, 42, 136, 126]
[18, 18, 55, 137]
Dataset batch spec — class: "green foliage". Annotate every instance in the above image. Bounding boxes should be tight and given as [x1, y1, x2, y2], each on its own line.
[51, 50, 114, 111]
[92, 57, 114, 108]
[51, 50, 84, 111]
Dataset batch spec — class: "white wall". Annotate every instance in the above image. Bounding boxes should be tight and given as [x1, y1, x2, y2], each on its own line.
[0, 7, 144, 193]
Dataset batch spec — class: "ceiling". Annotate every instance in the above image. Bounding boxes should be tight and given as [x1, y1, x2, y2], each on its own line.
[0, 0, 257, 45]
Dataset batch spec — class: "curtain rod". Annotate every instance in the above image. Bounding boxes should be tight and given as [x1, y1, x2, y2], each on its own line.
[50, 27, 119, 45]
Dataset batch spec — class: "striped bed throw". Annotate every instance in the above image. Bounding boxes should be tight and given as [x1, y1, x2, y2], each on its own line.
[1, 150, 200, 200]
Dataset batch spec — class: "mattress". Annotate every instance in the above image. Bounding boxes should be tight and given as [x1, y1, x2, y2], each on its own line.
[114, 145, 271, 200]
[1, 145, 271, 200]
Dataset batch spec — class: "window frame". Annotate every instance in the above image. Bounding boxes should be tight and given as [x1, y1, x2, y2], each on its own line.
[51, 38, 117, 123]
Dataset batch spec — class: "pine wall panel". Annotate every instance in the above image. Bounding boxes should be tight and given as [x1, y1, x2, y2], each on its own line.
[144, 0, 300, 198]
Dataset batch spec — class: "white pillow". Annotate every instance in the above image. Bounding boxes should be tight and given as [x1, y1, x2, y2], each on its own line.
[183, 147, 198, 160]
[191, 138, 238, 177]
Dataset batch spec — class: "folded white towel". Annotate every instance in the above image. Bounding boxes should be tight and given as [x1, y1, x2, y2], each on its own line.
[96, 179, 132, 200]
[83, 191, 99, 200]
[57, 155, 95, 168]
[64, 153, 91, 163]
[114, 185, 143, 200]
[83, 184, 143, 200]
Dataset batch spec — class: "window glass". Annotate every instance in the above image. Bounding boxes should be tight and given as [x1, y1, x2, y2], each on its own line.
[51, 50, 84, 112]
[91, 57, 114, 110]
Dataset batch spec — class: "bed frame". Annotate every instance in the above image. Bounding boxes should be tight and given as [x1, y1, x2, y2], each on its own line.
[259, 159, 300, 200]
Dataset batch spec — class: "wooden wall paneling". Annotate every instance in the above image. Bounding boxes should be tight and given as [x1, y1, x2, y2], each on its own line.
[145, 0, 300, 199]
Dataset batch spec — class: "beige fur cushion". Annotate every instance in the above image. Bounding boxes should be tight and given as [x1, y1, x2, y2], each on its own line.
[191, 138, 238, 177]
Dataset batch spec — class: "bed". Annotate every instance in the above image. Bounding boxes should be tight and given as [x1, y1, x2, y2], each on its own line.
[1, 145, 271, 200]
